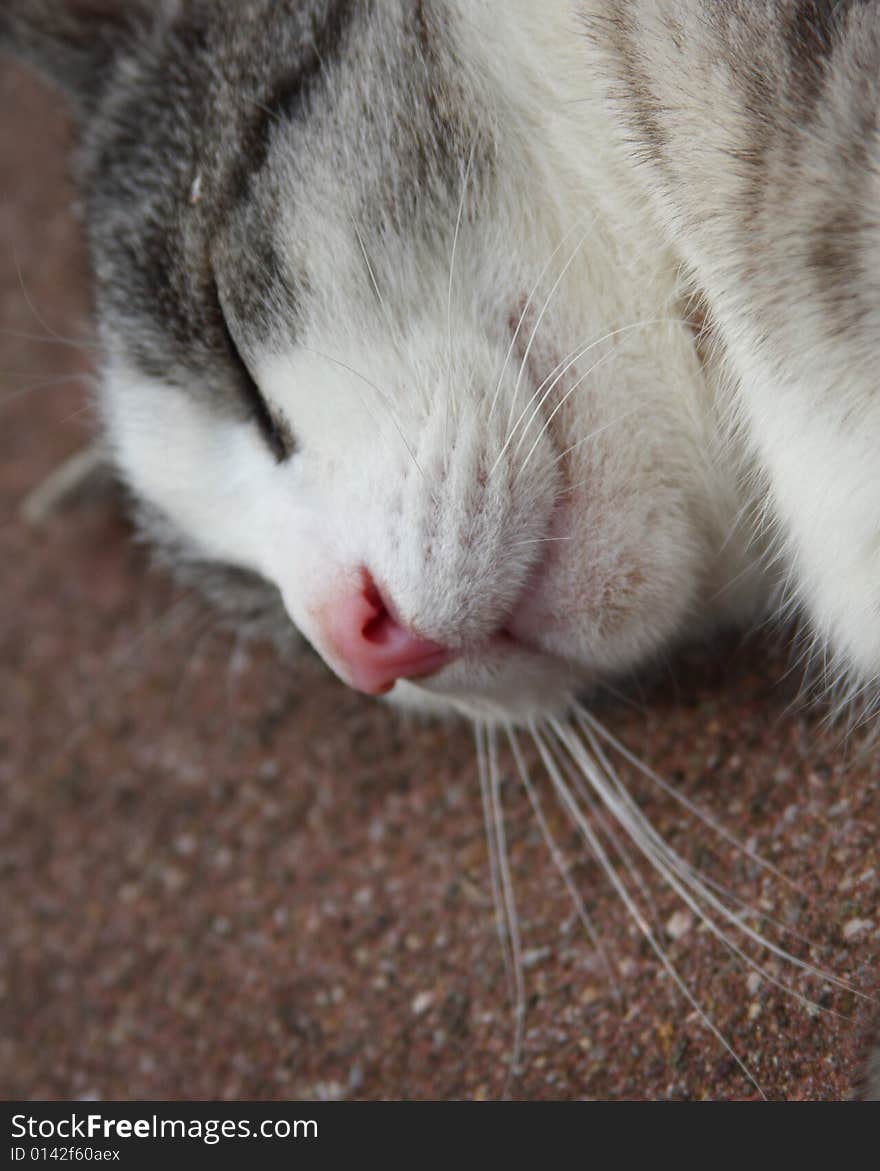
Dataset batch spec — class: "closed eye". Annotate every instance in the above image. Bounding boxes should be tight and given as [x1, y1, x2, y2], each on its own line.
[217, 304, 296, 464]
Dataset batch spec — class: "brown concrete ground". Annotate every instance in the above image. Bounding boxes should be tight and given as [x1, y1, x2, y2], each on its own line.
[1, 64, 879, 1102]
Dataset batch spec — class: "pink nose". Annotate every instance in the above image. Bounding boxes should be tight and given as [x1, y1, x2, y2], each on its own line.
[323, 572, 452, 695]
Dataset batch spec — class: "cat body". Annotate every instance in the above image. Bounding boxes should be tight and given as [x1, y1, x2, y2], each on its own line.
[3, 0, 880, 1096]
[4, 1, 879, 716]
[4, 0, 774, 722]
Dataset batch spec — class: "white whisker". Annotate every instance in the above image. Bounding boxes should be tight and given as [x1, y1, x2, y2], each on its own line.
[555, 716, 863, 1006]
[576, 706, 794, 888]
[514, 347, 627, 481]
[351, 219, 388, 318]
[506, 536, 575, 550]
[0, 371, 94, 406]
[474, 723, 517, 1064]
[553, 726, 666, 933]
[504, 230, 591, 438]
[492, 317, 679, 479]
[300, 344, 425, 479]
[487, 218, 588, 423]
[20, 443, 105, 527]
[529, 719, 767, 1098]
[513, 322, 676, 481]
[488, 725, 526, 1089]
[506, 724, 620, 996]
[0, 327, 99, 352]
[446, 136, 478, 428]
[540, 406, 641, 478]
[10, 246, 100, 352]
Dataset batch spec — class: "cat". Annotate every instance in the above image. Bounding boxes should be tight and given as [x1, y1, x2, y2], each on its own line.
[3, 0, 879, 1096]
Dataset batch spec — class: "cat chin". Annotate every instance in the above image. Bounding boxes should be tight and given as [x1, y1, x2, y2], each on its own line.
[385, 644, 584, 724]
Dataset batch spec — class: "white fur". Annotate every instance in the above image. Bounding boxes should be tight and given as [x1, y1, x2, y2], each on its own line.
[101, 0, 772, 721]
[576, 0, 880, 695]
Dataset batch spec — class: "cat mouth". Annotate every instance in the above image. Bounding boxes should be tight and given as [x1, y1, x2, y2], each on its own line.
[401, 632, 582, 720]
[400, 495, 585, 714]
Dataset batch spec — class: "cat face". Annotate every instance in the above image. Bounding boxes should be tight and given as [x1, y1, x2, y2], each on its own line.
[9, 0, 762, 720]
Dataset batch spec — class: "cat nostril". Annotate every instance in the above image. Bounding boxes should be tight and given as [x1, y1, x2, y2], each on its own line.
[361, 603, 394, 646]
[323, 570, 453, 696]
[360, 575, 392, 645]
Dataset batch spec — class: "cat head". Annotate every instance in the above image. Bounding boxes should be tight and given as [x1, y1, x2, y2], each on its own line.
[3, 0, 759, 720]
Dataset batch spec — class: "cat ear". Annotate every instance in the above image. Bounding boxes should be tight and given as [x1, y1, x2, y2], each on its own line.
[0, 1, 161, 119]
